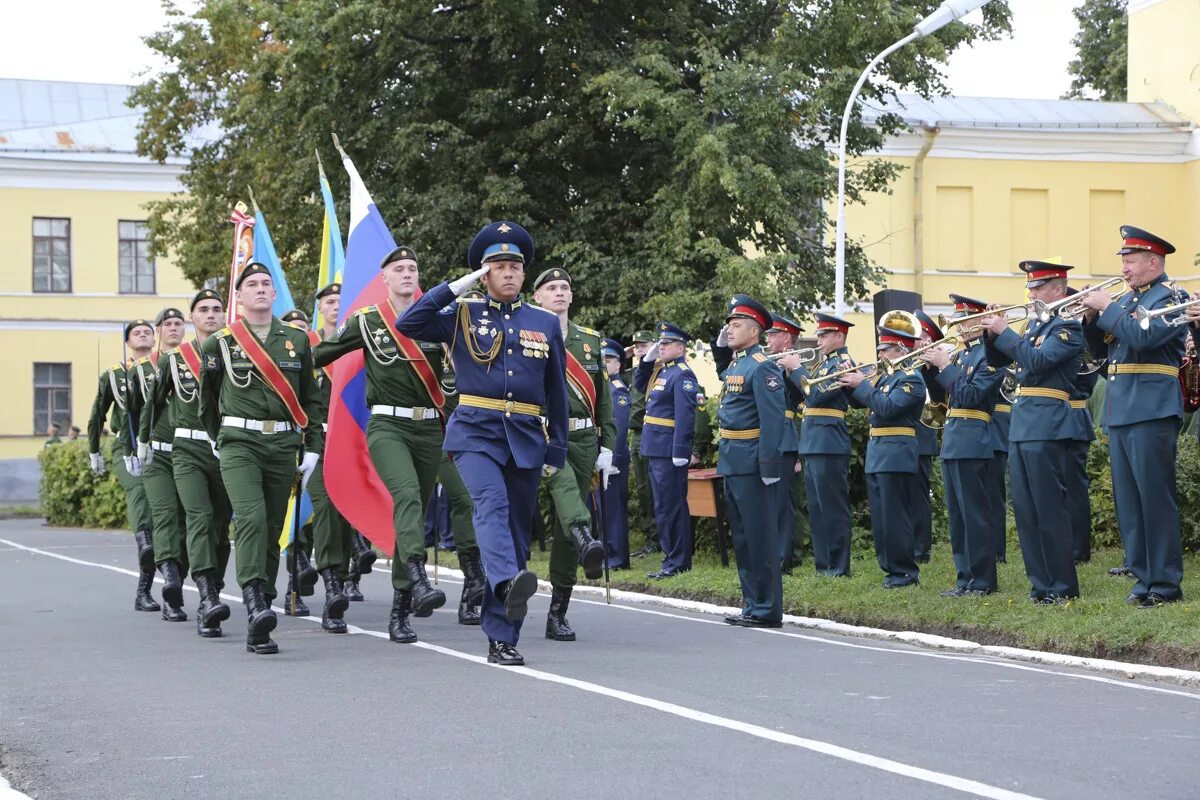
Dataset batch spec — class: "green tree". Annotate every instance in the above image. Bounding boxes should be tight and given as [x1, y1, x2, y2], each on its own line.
[133, 0, 1010, 339]
[1065, 0, 1127, 102]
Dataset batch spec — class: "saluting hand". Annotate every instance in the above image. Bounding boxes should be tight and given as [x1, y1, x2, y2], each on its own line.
[449, 264, 491, 296]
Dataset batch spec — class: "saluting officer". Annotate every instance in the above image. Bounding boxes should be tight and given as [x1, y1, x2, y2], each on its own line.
[765, 314, 810, 574]
[717, 295, 791, 627]
[1079, 227, 1188, 607]
[798, 314, 856, 577]
[634, 322, 699, 579]
[395, 222, 569, 667]
[920, 295, 1005, 596]
[1063, 288, 1099, 565]
[601, 337, 632, 569]
[983, 261, 1083, 604]
[88, 319, 159, 612]
[626, 330, 658, 556]
[200, 263, 324, 655]
[913, 311, 944, 563]
[530, 268, 615, 642]
[839, 312, 926, 588]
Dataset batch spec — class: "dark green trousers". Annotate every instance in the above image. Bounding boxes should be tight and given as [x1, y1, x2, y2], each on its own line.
[113, 447, 153, 535]
[366, 415, 442, 591]
[629, 432, 656, 546]
[173, 438, 231, 579]
[438, 453, 479, 558]
[220, 436, 297, 592]
[143, 448, 187, 568]
[308, 458, 351, 576]
[780, 467, 810, 569]
[546, 430, 598, 588]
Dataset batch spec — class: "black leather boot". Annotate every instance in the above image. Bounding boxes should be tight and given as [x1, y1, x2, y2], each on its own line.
[345, 561, 364, 601]
[458, 583, 481, 625]
[488, 639, 524, 666]
[388, 589, 416, 643]
[243, 580, 278, 654]
[321, 569, 349, 634]
[134, 568, 161, 612]
[407, 557, 446, 617]
[545, 586, 576, 641]
[292, 548, 318, 596]
[353, 532, 377, 574]
[284, 576, 310, 616]
[194, 570, 230, 637]
[569, 523, 606, 580]
[159, 559, 184, 609]
[133, 529, 155, 572]
[459, 550, 486, 605]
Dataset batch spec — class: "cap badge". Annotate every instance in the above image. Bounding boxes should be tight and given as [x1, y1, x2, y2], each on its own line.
[498, 223, 512, 233]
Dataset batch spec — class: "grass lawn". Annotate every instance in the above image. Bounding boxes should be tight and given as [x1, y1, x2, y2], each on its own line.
[426, 538, 1200, 670]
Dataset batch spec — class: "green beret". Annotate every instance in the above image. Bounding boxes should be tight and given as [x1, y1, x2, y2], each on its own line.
[632, 330, 655, 344]
[315, 282, 341, 299]
[379, 246, 417, 269]
[190, 289, 223, 311]
[533, 268, 572, 292]
[281, 309, 309, 325]
[124, 319, 153, 339]
[154, 307, 185, 326]
[235, 262, 272, 289]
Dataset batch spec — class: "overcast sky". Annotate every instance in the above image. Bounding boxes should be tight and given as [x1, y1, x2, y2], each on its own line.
[0, 0, 1082, 100]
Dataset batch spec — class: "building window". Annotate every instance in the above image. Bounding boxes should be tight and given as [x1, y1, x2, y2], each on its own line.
[34, 363, 71, 435]
[119, 220, 155, 294]
[32, 217, 71, 293]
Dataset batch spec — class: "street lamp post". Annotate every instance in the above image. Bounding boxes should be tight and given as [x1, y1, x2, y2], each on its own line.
[832, 0, 994, 316]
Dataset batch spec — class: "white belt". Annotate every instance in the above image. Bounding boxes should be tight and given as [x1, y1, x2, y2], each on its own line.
[221, 416, 298, 434]
[569, 418, 594, 432]
[174, 428, 210, 443]
[370, 405, 440, 420]
[151, 441, 173, 453]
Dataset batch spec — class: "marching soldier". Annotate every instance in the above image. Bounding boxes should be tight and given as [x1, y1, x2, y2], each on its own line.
[920, 295, 1005, 596]
[131, 308, 189, 621]
[395, 221, 569, 666]
[602, 337, 632, 569]
[626, 330, 659, 556]
[634, 321, 699, 579]
[316, 246, 487, 643]
[1079, 227, 1187, 606]
[798, 314, 855, 577]
[717, 296, 791, 627]
[142, 290, 233, 637]
[200, 263, 324, 654]
[983, 261, 1083, 604]
[1064, 288, 1099, 564]
[765, 314, 810, 574]
[839, 312, 926, 588]
[530, 268, 615, 642]
[88, 319, 159, 613]
[279, 308, 321, 615]
[913, 311, 944, 563]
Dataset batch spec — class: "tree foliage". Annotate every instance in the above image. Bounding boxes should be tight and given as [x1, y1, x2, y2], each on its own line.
[133, 0, 1010, 339]
[1064, 0, 1127, 102]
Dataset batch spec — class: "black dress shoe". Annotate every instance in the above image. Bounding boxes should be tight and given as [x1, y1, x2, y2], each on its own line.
[1032, 595, 1071, 606]
[1138, 592, 1179, 608]
[500, 570, 538, 622]
[1125, 593, 1145, 605]
[963, 589, 994, 597]
[1108, 566, 1133, 577]
[724, 614, 782, 628]
[939, 587, 967, 597]
[488, 640, 525, 666]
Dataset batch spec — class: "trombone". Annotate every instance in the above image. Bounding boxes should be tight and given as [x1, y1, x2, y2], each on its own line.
[1135, 297, 1200, 330]
[1040, 277, 1127, 320]
[798, 361, 878, 394]
[937, 302, 1044, 335]
[768, 347, 818, 363]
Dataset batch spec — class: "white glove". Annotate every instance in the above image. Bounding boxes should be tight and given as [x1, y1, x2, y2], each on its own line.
[595, 447, 620, 489]
[123, 455, 142, 478]
[672, 457, 688, 468]
[89, 453, 106, 475]
[762, 477, 781, 486]
[542, 464, 560, 478]
[716, 325, 729, 348]
[137, 441, 153, 467]
[297, 452, 319, 492]
[449, 265, 491, 296]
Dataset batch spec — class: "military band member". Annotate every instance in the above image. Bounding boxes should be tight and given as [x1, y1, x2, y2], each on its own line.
[1063, 288, 1099, 565]
[602, 338, 632, 569]
[799, 314, 855, 577]
[765, 314, 810, 573]
[279, 308, 321, 615]
[634, 321, 698, 579]
[317, 246, 487, 642]
[989, 385, 1011, 564]
[920, 295, 1005, 596]
[200, 263, 324, 654]
[626, 330, 658, 556]
[530, 268, 614, 642]
[88, 319, 159, 612]
[913, 311, 944, 563]
[983, 262, 1083, 604]
[839, 313, 925, 588]
[718, 296, 791, 627]
[132, 308, 189, 621]
[396, 221, 569, 666]
[1079, 227, 1187, 607]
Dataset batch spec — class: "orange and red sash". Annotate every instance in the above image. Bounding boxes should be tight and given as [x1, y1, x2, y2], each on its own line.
[229, 319, 310, 427]
[177, 339, 202, 378]
[381, 299, 445, 413]
[565, 349, 598, 420]
[306, 330, 334, 381]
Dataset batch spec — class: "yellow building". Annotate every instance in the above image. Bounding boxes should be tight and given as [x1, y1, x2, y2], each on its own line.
[0, 79, 192, 465]
[837, 0, 1200, 360]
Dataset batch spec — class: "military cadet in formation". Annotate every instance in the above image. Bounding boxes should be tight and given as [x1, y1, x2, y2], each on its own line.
[132, 308, 189, 621]
[279, 308, 322, 615]
[601, 337, 632, 569]
[839, 312, 926, 588]
[634, 322, 698, 579]
[920, 295, 1005, 596]
[625, 330, 658, 556]
[717, 295, 792, 627]
[983, 261, 1083, 604]
[88, 319, 159, 612]
[766, 314, 810, 573]
[912, 311, 943, 563]
[1064, 287, 1099, 565]
[530, 268, 615, 642]
[316, 246, 486, 644]
[200, 262, 324, 654]
[798, 314, 856, 577]
[396, 221, 569, 666]
[1079, 226, 1187, 607]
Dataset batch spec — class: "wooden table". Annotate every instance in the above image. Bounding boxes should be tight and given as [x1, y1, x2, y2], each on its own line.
[687, 467, 730, 566]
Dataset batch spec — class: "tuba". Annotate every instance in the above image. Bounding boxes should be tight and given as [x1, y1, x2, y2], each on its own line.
[999, 366, 1019, 404]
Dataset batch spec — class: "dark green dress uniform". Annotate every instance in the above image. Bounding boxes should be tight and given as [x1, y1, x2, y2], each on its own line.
[850, 320, 926, 588]
[985, 261, 1083, 602]
[718, 297, 792, 626]
[1085, 227, 1188, 605]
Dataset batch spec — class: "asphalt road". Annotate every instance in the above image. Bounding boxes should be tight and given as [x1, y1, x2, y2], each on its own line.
[1, 520, 1198, 800]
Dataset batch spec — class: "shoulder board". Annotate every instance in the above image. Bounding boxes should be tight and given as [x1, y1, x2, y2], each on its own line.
[356, 305, 378, 317]
[214, 327, 231, 339]
[110, 362, 125, 374]
[752, 352, 767, 363]
[529, 304, 557, 316]
[575, 324, 600, 337]
[456, 297, 483, 304]
[906, 368, 920, 377]
[612, 379, 626, 389]
[135, 356, 151, 366]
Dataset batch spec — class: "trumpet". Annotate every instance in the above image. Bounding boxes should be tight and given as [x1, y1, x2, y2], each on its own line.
[1042, 277, 1127, 320]
[886, 334, 963, 372]
[798, 361, 878, 394]
[938, 302, 1043, 335]
[768, 347, 818, 363]
[1135, 297, 1200, 329]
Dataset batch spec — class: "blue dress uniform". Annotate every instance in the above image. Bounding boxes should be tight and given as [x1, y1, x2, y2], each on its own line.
[1084, 226, 1187, 605]
[799, 314, 856, 576]
[936, 295, 1006, 595]
[1065, 298, 1099, 565]
[634, 322, 698, 577]
[851, 316, 926, 587]
[913, 311, 944, 563]
[985, 261, 1083, 602]
[989, 383, 1012, 563]
[601, 338, 632, 569]
[718, 297, 793, 626]
[395, 221, 569, 659]
[769, 313, 808, 572]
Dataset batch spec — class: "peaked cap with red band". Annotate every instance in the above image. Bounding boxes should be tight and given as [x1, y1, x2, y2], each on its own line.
[1019, 260, 1074, 289]
[769, 313, 804, 337]
[914, 310, 943, 342]
[948, 293, 988, 315]
[724, 294, 771, 330]
[1117, 225, 1175, 257]
[814, 312, 853, 335]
